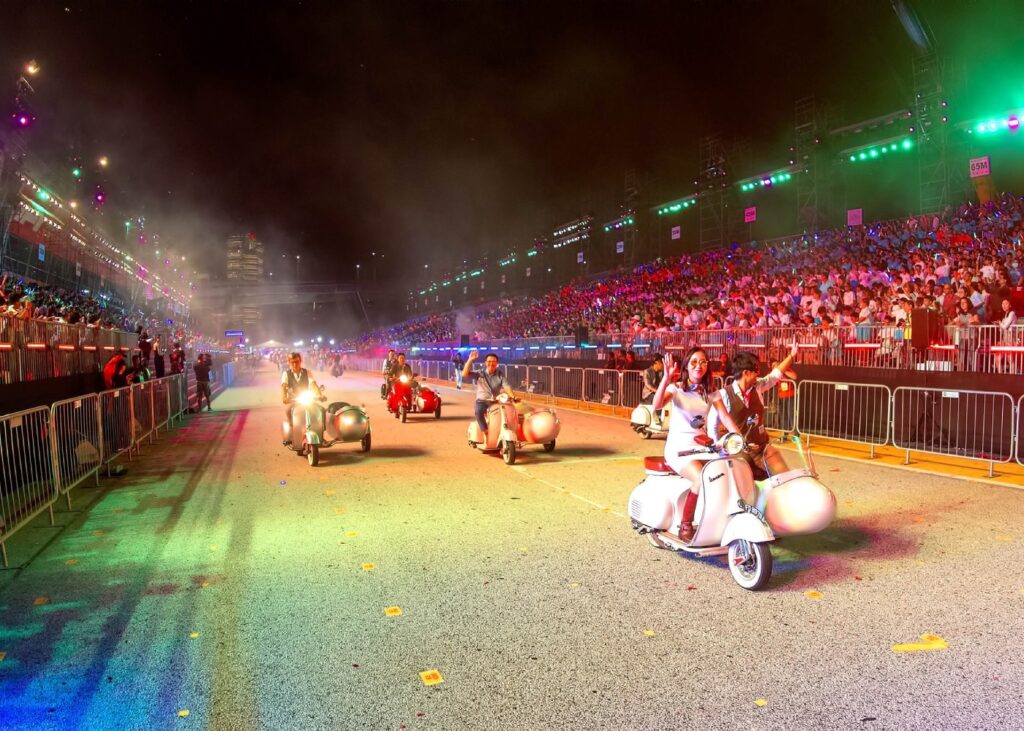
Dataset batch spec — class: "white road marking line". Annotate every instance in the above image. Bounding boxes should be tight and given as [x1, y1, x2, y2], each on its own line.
[510, 465, 629, 520]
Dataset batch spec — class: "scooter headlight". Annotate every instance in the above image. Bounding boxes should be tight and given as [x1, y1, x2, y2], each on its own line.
[722, 432, 745, 456]
[297, 390, 315, 406]
[399, 374, 410, 384]
[498, 393, 510, 403]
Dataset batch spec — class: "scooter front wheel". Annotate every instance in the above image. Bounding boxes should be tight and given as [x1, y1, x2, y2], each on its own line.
[308, 444, 320, 466]
[501, 440, 517, 465]
[728, 540, 772, 591]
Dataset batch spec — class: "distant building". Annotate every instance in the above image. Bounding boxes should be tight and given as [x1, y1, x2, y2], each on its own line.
[226, 233, 264, 281]
[226, 233, 264, 328]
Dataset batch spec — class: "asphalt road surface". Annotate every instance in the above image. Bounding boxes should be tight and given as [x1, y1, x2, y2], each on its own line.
[1, 367, 1022, 730]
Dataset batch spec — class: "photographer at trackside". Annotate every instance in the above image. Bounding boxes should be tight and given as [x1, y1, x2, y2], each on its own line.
[463, 350, 514, 434]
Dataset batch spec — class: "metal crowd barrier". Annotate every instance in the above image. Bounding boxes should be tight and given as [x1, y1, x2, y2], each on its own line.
[0, 406, 59, 567]
[553, 366, 584, 401]
[795, 381, 892, 457]
[1018, 395, 1024, 469]
[620, 371, 643, 408]
[584, 369, 621, 406]
[527, 365, 553, 398]
[892, 387, 1015, 475]
[0, 372, 193, 565]
[51, 394, 102, 509]
[132, 381, 156, 445]
[761, 379, 796, 434]
[100, 385, 136, 470]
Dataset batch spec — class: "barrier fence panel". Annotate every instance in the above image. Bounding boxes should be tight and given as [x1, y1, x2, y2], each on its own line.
[892, 387, 1015, 474]
[795, 381, 891, 455]
[132, 382, 156, 446]
[620, 371, 644, 408]
[583, 369, 621, 406]
[1018, 394, 1024, 468]
[505, 364, 529, 392]
[0, 406, 58, 567]
[100, 386, 135, 471]
[152, 377, 171, 432]
[762, 379, 797, 433]
[168, 373, 186, 423]
[526, 365, 553, 398]
[552, 367, 584, 401]
[51, 394, 102, 509]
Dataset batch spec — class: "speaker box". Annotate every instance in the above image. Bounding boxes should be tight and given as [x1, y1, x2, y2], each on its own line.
[459, 334, 470, 347]
[911, 308, 939, 349]
[575, 326, 589, 347]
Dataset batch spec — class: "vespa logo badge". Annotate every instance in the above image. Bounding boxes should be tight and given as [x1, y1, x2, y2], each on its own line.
[709, 473, 724, 483]
[738, 500, 766, 521]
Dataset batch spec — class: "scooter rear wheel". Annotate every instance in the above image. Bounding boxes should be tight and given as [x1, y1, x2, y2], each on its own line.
[307, 444, 320, 466]
[728, 540, 772, 591]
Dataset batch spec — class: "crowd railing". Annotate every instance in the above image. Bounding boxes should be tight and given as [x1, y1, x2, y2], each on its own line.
[0, 373, 189, 566]
[348, 356, 1022, 478]
[0, 317, 137, 385]
[397, 323, 1024, 375]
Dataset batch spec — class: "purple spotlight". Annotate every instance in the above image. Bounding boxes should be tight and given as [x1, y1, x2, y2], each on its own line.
[1009, 116, 1020, 131]
[762, 177, 772, 187]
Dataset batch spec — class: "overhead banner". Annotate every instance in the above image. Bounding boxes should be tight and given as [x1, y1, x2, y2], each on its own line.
[616, 240, 624, 254]
[969, 156, 991, 178]
[671, 225, 681, 240]
[847, 208, 863, 226]
[744, 207, 757, 223]
[577, 252, 584, 264]
[38, 244, 46, 262]
[75, 262, 82, 277]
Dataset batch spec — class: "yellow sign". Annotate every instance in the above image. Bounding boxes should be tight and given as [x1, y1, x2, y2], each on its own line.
[384, 606, 403, 617]
[891, 633, 948, 653]
[419, 669, 444, 686]
[361, 563, 376, 571]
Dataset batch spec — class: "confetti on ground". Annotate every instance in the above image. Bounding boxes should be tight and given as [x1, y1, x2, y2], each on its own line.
[335, 507, 347, 514]
[601, 507, 612, 512]
[209, 545, 219, 552]
[177, 709, 190, 717]
[346, 531, 359, 538]
[65, 559, 79, 566]
[92, 530, 105, 537]
[189, 632, 200, 639]
[643, 629, 656, 636]
[518, 547, 528, 553]
[804, 590, 824, 600]
[912, 516, 926, 523]
[569, 582, 580, 588]
[996, 535, 1013, 543]
[891, 633, 948, 653]
[324, 489, 336, 496]
[384, 606, 403, 617]
[279, 481, 287, 486]
[686, 585, 697, 591]
[33, 597, 48, 606]
[754, 698, 768, 707]
[200, 581, 210, 589]
[361, 563, 376, 571]
[419, 669, 444, 686]
[854, 576, 863, 581]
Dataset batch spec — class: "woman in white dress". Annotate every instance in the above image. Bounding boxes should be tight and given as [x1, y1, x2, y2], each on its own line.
[650, 346, 720, 542]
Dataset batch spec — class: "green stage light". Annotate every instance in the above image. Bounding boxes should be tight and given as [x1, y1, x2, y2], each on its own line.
[849, 155, 856, 162]
[902, 139, 913, 149]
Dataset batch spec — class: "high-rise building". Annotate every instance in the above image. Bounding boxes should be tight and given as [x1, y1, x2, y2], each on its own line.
[226, 233, 264, 329]
[226, 233, 264, 281]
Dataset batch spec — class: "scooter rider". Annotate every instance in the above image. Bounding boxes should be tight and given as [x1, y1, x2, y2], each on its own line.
[641, 353, 666, 426]
[281, 352, 324, 445]
[707, 344, 799, 479]
[388, 352, 414, 381]
[463, 350, 514, 434]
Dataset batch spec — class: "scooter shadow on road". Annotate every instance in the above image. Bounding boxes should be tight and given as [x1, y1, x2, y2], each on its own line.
[330, 446, 430, 460]
[766, 515, 921, 591]
[538, 446, 619, 458]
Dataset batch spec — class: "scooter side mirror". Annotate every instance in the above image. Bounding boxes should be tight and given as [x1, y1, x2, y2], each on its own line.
[694, 434, 714, 447]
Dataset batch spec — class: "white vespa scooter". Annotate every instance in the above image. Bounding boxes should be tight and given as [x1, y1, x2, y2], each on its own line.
[629, 402, 671, 439]
[628, 430, 835, 590]
[467, 393, 560, 465]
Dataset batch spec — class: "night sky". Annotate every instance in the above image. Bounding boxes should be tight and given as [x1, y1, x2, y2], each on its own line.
[5, 1, 1024, 285]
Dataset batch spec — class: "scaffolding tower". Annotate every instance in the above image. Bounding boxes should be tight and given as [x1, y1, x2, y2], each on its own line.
[913, 49, 950, 214]
[698, 134, 728, 249]
[794, 96, 826, 231]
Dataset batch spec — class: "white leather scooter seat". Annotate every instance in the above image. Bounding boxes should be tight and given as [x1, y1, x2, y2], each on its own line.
[643, 456, 676, 475]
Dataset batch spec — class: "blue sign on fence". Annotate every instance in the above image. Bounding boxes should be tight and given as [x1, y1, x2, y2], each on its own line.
[224, 329, 244, 337]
